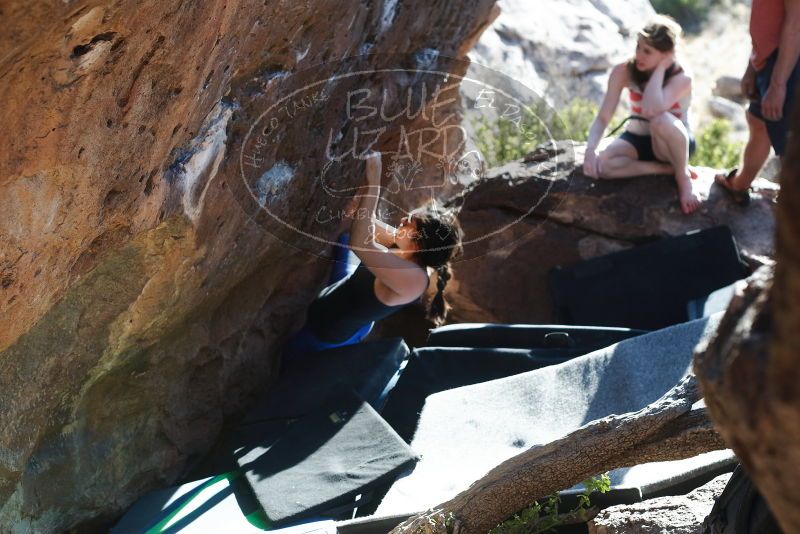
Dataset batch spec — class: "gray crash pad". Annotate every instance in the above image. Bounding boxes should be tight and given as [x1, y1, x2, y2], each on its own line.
[240, 391, 418, 528]
[376, 314, 732, 515]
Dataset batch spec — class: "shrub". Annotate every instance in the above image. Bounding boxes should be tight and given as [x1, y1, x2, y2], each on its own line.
[471, 98, 598, 168]
[689, 118, 743, 170]
[557, 98, 599, 142]
[650, 0, 716, 31]
[472, 110, 536, 169]
[489, 473, 612, 534]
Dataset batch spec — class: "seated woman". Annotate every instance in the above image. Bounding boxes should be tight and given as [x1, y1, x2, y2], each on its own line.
[583, 15, 702, 215]
[286, 152, 463, 354]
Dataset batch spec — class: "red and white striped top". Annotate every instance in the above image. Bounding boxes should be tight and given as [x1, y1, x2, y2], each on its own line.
[626, 86, 691, 135]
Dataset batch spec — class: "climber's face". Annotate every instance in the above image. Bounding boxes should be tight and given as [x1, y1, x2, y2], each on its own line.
[395, 216, 420, 252]
[634, 38, 666, 72]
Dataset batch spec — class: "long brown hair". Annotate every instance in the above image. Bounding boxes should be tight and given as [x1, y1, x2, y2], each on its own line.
[409, 209, 463, 326]
[627, 15, 684, 90]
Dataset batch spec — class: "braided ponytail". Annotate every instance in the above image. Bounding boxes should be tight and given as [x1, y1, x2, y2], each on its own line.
[427, 263, 452, 326]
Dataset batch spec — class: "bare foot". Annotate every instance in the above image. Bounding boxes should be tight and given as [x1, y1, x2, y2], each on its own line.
[677, 175, 703, 214]
[689, 166, 699, 180]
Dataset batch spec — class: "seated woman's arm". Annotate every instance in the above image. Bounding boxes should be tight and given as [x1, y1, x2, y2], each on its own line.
[349, 154, 428, 301]
[641, 60, 691, 118]
[583, 63, 626, 177]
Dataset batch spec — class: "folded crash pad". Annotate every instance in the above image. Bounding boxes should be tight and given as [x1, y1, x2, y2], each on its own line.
[242, 338, 409, 424]
[239, 391, 418, 528]
[377, 314, 731, 515]
[426, 323, 646, 350]
[549, 226, 749, 330]
[187, 339, 408, 482]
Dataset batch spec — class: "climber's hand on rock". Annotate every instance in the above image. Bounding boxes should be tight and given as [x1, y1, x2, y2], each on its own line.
[365, 151, 382, 187]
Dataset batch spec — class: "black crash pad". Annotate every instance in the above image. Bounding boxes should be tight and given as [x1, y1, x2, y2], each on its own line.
[426, 323, 646, 351]
[549, 226, 749, 330]
[238, 391, 417, 528]
[186, 339, 408, 481]
[242, 338, 409, 424]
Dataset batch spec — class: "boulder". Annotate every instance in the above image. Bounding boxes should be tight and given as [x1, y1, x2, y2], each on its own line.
[708, 95, 746, 124]
[588, 473, 732, 534]
[0, 1, 497, 530]
[442, 142, 778, 325]
[468, 0, 655, 107]
[713, 74, 746, 103]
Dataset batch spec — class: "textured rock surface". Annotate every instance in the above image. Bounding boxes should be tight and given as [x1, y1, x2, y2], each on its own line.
[468, 0, 655, 106]
[588, 473, 732, 534]
[0, 1, 497, 530]
[708, 95, 747, 123]
[442, 142, 778, 325]
[713, 75, 746, 103]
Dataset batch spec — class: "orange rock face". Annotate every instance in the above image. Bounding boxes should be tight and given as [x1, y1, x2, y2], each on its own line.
[0, 1, 497, 529]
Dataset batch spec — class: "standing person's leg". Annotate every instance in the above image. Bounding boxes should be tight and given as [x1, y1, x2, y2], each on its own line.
[716, 110, 772, 192]
[649, 112, 702, 214]
[719, 54, 800, 193]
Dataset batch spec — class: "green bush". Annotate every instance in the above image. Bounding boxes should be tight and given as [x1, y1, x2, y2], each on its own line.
[689, 118, 743, 170]
[472, 110, 536, 169]
[489, 474, 611, 534]
[557, 98, 599, 142]
[471, 98, 598, 168]
[650, 0, 716, 30]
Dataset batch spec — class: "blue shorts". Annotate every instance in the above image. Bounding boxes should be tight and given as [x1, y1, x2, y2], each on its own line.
[748, 50, 800, 156]
[619, 129, 696, 162]
[284, 322, 374, 356]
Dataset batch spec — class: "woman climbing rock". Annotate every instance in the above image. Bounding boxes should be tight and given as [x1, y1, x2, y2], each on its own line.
[287, 152, 463, 354]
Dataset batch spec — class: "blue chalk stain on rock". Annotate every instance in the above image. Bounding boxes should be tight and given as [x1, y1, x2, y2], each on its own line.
[256, 162, 295, 207]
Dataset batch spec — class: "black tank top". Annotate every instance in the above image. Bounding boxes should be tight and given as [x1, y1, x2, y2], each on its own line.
[305, 263, 419, 343]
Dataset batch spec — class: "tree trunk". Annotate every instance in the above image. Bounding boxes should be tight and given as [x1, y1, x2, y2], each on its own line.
[390, 375, 726, 534]
[694, 95, 800, 533]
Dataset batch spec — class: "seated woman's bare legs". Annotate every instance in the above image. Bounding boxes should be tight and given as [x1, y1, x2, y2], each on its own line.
[596, 138, 673, 179]
[650, 112, 702, 214]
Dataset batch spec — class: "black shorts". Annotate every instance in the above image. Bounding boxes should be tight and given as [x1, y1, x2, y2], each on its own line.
[619, 130, 696, 162]
[748, 49, 800, 156]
